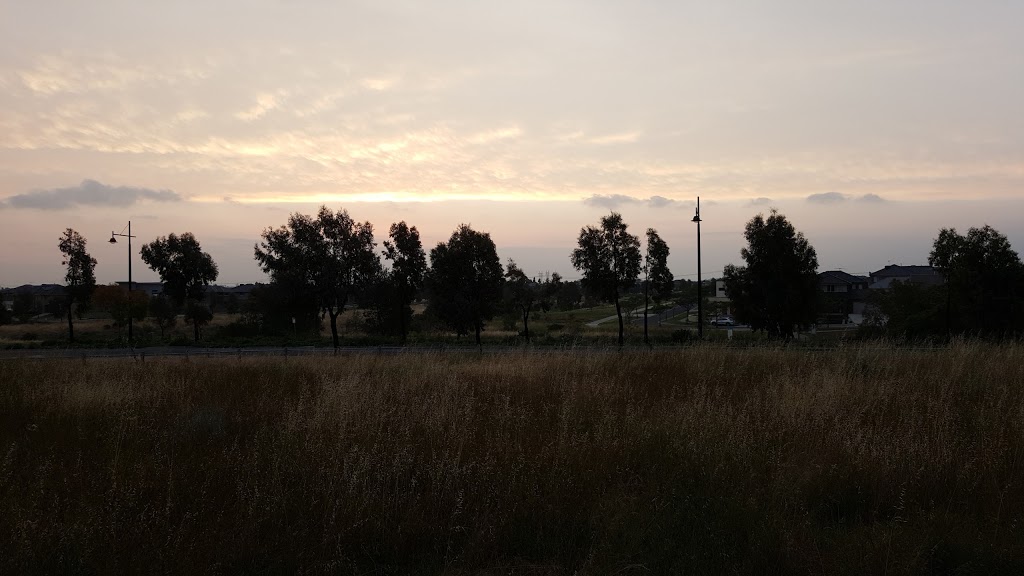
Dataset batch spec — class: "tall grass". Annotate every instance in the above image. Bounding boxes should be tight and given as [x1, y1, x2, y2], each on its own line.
[2, 344, 1023, 574]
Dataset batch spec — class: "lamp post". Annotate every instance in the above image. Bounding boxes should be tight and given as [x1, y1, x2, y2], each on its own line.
[109, 222, 136, 346]
[692, 197, 703, 339]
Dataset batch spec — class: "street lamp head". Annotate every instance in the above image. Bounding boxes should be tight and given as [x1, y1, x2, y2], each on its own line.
[108, 234, 117, 244]
[691, 214, 701, 223]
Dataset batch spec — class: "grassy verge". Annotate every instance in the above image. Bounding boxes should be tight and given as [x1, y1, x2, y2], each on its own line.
[2, 345, 1023, 574]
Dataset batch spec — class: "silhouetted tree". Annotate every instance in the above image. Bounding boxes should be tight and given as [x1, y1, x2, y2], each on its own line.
[571, 212, 641, 347]
[929, 225, 1023, 336]
[58, 228, 97, 343]
[642, 228, 673, 345]
[148, 294, 177, 339]
[867, 281, 946, 341]
[93, 285, 148, 328]
[552, 275, 582, 311]
[505, 260, 538, 343]
[255, 206, 380, 348]
[383, 221, 427, 343]
[723, 210, 818, 340]
[427, 224, 503, 345]
[13, 291, 35, 323]
[141, 232, 219, 342]
[242, 283, 320, 337]
[185, 301, 214, 341]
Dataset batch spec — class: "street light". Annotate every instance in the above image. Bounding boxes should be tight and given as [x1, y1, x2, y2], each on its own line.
[109, 221, 136, 346]
[692, 197, 703, 339]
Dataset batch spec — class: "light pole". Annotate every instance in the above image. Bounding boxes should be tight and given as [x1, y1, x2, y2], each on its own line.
[692, 197, 703, 339]
[109, 222, 136, 346]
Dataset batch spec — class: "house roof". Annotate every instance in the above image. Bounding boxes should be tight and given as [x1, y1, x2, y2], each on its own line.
[870, 265, 940, 278]
[3, 283, 66, 296]
[818, 270, 870, 285]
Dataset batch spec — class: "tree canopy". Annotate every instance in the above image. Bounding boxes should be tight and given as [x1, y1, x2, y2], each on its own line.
[503, 258, 552, 342]
[255, 206, 380, 348]
[642, 228, 673, 345]
[57, 228, 97, 343]
[140, 232, 218, 342]
[427, 224, 503, 345]
[571, 212, 641, 346]
[383, 221, 427, 343]
[723, 210, 818, 340]
[929, 225, 1023, 336]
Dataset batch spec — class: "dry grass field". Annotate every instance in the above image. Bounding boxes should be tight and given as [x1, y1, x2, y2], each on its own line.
[2, 344, 1023, 574]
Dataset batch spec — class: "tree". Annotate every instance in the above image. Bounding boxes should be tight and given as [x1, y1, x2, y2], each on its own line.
[642, 228, 673, 345]
[571, 212, 641, 347]
[723, 210, 818, 340]
[149, 294, 178, 339]
[255, 206, 380, 348]
[93, 285, 149, 328]
[504, 260, 538, 343]
[13, 291, 35, 323]
[867, 281, 946, 340]
[553, 276, 582, 311]
[242, 282, 320, 337]
[140, 232, 219, 342]
[929, 225, 1024, 336]
[184, 301, 214, 341]
[58, 228, 97, 343]
[383, 221, 427, 343]
[427, 224, 503, 345]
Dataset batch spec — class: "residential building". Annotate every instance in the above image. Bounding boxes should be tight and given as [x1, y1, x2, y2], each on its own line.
[869, 265, 943, 289]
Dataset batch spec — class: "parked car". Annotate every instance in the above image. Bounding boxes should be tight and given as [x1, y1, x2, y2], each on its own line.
[710, 315, 735, 327]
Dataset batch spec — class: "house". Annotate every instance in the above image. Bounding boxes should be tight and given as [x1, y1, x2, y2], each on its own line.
[818, 271, 870, 325]
[818, 270, 870, 294]
[115, 281, 165, 296]
[714, 279, 728, 300]
[1, 284, 67, 317]
[869, 265, 943, 289]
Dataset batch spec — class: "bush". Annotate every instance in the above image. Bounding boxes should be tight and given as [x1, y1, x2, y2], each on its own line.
[671, 328, 697, 344]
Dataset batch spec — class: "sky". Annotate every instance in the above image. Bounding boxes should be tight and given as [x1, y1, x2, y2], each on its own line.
[2, 0, 1023, 286]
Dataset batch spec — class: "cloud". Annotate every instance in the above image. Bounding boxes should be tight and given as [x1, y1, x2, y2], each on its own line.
[858, 193, 887, 203]
[584, 194, 641, 209]
[587, 131, 641, 145]
[584, 194, 687, 209]
[749, 197, 774, 205]
[1, 179, 181, 210]
[806, 192, 888, 205]
[236, 93, 282, 121]
[806, 192, 849, 204]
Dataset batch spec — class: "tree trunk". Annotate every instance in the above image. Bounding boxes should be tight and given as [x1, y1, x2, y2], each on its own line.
[193, 317, 200, 342]
[329, 309, 340, 348]
[615, 293, 624, 347]
[522, 307, 530, 344]
[398, 299, 407, 344]
[67, 303, 75, 343]
[474, 322, 481, 346]
[643, 280, 650, 345]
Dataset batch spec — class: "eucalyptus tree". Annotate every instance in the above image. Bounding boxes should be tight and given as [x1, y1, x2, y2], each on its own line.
[58, 228, 97, 343]
[383, 221, 427, 343]
[929, 225, 1023, 335]
[642, 228, 673, 345]
[723, 210, 818, 340]
[571, 212, 641, 347]
[141, 232, 219, 342]
[427, 224, 503, 346]
[255, 206, 379, 348]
